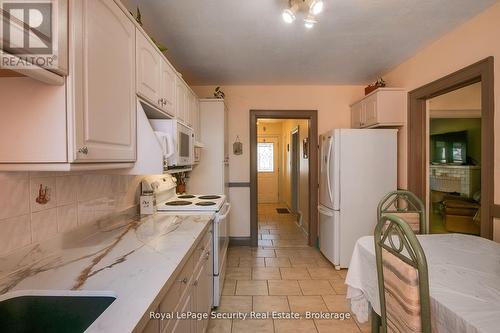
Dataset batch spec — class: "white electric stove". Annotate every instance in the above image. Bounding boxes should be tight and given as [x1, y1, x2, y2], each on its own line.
[141, 175, 230, 307]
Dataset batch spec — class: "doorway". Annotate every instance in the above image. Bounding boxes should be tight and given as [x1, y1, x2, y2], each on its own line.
[408, 57, 494, 239]
[250, 110, 318, 247]
[428, 83, 482, 235]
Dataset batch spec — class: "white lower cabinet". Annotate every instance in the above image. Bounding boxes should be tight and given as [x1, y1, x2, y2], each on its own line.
[142, 226, 212, 333]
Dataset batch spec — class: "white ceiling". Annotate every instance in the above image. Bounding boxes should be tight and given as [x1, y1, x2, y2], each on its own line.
[122, 0, 499, 85]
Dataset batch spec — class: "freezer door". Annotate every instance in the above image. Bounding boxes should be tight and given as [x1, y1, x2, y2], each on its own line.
[319, 134, 333, 208]
[319, 131, 340, 210]
[318, 205, 340, 266]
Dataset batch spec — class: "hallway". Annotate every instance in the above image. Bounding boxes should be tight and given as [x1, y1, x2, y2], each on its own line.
[208, 203, 369, 333]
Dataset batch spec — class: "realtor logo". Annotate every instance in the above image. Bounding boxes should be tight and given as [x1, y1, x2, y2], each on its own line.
[0, 0, 57, 69]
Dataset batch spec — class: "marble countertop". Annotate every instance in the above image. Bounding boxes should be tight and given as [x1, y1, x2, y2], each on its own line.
[0, 213, 213, 333]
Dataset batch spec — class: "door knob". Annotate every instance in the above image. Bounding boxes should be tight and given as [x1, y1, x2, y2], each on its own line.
[78, 147, 89, 155]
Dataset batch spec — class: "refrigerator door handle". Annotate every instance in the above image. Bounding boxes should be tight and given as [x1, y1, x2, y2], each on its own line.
[318, 205, 335, 217]
[326, 137, 334, 204]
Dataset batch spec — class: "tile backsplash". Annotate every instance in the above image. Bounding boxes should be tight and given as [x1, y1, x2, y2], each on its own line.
[0, 171, 144, 256]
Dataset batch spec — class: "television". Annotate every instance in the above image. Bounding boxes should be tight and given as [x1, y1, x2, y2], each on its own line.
[431, 131, 468, 164]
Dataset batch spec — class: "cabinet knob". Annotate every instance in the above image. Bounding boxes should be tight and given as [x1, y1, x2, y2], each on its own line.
[180, 277, 188, 284]
[193, 280, 198, 286]
[78, 147, 89, 155]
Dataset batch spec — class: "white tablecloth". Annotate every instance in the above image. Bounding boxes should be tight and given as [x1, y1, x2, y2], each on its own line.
[345, 234, 500, 333]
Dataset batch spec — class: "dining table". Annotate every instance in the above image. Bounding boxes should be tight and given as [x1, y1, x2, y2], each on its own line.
[345, 233, 500, 333]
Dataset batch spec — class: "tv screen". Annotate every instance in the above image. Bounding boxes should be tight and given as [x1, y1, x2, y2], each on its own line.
[431, 131, 467, 164]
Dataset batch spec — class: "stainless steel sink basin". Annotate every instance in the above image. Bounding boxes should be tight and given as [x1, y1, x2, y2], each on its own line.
[0, 290, 116, 333]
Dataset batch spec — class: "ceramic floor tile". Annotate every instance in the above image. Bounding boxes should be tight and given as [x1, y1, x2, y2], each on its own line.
[222, 279, 237, 296]
[268, 280, 302, 296]
[231, 319, 274, 333]
[308, 267, 342, 280]
[236, 280, 269, 296]
[207, 319, 232, 333]
[226, 267, 252, 280]
[252, 267, 281, 280]
[252, 249, 276, 257]
[288, 296, 328, 314]
[239, 257, 266, 267]
[274, 319, 318, 333]
[322, 294, 350, 312]
[337, 269, 348, 279]
[314, 318, 361, 333]
[265, 257, 291, 267]
[298, 280, 336, 295]
[217, 296, 252, 312]
[253, 296, 290, 312]
[280, 267, 311, 280]
[330, 279, 347, 294]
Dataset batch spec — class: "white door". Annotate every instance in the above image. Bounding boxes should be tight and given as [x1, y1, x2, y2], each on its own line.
[160, 59, 176, 115]
[318, 205, 340, 266]
[136, 31, 161, 107]
[73, 0, 136, 162]
[257, 137, 280, 203]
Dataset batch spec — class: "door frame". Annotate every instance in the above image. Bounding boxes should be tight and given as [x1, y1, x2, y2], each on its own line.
[290, 128, 300, 214]
[250, 110, 319, 247]
[408, 57, 494, 239]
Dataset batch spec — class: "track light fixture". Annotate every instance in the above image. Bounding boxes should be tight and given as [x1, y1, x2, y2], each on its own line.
[282, 0, 324, 28]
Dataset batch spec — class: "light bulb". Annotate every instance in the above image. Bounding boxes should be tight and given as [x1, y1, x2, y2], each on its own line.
[304, 16, 317, 29]
[282, 8, 296, 23]
[310, 0, 324, 15]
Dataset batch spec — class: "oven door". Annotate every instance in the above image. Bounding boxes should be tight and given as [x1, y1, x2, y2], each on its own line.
[213, 203, 230, 276]
[176, 122, 193, 166]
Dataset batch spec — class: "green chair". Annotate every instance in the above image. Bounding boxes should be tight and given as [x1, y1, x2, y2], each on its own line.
[378, 190, 427, 234]
[373, 214, 431, 333]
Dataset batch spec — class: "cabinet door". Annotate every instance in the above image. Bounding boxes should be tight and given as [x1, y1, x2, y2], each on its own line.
[73, 0, 136, 162]
[351, 102, 362, 128]
[171, 287, 194, 333]
[195, 252, 212, 333]
[136, 31, 161, 107]
[160, 59, 176, 116]
[363, 94, 378, 127]
[193, 98, 200, 141]
[176, 77, 186, 122]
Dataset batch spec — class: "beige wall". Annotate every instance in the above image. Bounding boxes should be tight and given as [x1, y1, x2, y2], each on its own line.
[429, 82, 481, 111]
[192, 85, 364, 237]
[381, 1, 500, 238]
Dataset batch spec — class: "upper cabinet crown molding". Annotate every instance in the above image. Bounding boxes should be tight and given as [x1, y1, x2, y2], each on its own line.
[350, 88, 406, 129]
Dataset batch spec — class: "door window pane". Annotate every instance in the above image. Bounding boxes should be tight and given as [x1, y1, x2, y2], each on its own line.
[258, 142, 274, 172]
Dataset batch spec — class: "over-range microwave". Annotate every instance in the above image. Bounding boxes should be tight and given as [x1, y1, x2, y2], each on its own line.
[150, 119, 194, 169]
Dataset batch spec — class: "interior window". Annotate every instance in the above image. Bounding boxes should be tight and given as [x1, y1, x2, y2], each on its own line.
[257, 142, 274, 172]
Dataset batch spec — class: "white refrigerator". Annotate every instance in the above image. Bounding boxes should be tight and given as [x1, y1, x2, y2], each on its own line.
[318, 129, 397, 269]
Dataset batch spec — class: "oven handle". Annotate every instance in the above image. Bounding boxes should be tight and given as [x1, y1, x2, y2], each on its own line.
[216, 203, 231, 222]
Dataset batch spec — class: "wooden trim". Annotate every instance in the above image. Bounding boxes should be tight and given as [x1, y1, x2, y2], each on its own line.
[493, 205, 500, 219]
[408, 57, 495, 239]
[250, 110, 319, 247]
[228, 182, 250, 188]
[229, 237, 252, 247]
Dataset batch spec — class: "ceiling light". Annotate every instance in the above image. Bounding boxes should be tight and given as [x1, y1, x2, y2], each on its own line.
[304, 17, 317, 29]
[282, 8, 296, 23]
[310, 0, 324, 15]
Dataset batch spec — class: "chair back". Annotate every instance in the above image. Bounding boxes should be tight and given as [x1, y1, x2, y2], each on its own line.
[374, 214, 431, 333]
[378, 190, 426, 234]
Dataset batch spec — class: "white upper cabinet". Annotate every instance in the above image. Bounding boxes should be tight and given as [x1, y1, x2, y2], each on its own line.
[72, 0, 136, 162]
[160, 59, 177, 116]
[136, 31, 161, 107]
[351, 88, 406, 128]
[176, 77, 187, 122]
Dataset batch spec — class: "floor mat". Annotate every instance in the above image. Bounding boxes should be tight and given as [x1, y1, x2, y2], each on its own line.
[276, 208, 290, 214]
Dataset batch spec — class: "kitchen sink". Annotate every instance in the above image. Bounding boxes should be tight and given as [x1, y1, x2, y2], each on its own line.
[0, 290, 116, 333]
